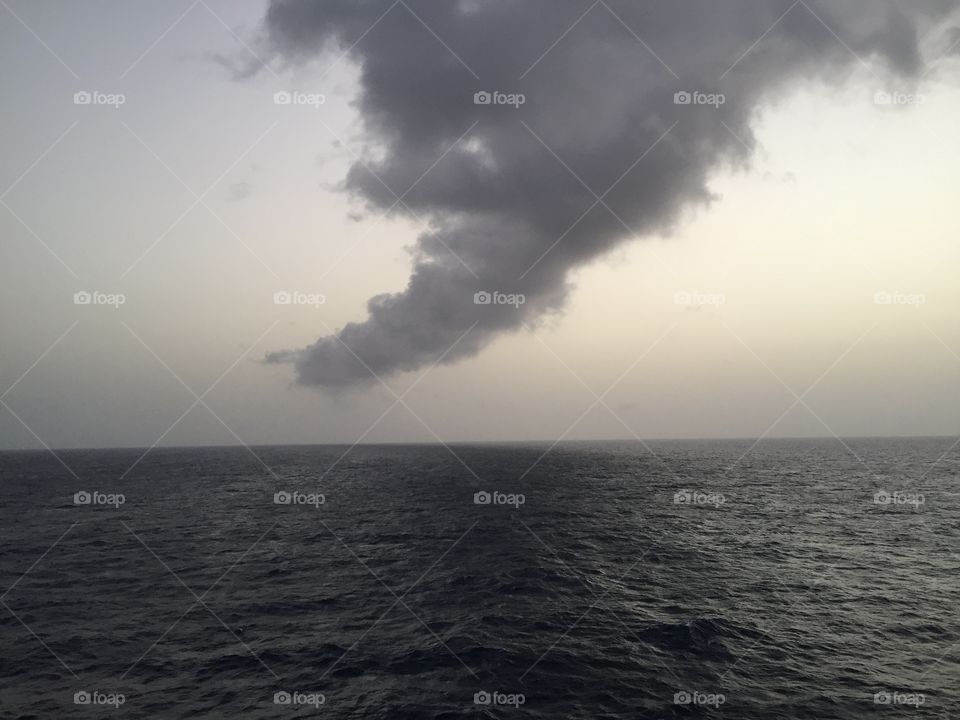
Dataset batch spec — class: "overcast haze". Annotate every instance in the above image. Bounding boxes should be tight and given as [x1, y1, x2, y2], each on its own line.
[1, 0, 959, 450]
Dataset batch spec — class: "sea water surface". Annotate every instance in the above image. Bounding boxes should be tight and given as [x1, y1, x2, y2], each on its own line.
[0, 438, 957, 718]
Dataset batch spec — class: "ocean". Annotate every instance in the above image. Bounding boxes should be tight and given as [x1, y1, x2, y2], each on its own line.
[0, 438, 957, 718]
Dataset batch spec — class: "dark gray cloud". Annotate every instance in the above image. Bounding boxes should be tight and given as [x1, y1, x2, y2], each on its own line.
[261, 0, 956, 387]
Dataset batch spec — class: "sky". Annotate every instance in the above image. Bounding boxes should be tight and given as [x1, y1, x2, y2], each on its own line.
[1, 0, 959, 450]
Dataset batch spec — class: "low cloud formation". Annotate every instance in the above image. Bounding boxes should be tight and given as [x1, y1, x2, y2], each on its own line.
[261, 0, 956, 387]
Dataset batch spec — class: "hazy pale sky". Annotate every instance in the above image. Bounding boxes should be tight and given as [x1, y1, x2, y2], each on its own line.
[1, 0, 959, 450]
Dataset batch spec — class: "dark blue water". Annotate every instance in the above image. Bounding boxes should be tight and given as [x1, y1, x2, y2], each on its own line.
[0, 438, 957, 718]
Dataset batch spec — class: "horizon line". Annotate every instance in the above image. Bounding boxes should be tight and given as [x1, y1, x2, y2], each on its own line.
[0, 433, 955, 454]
